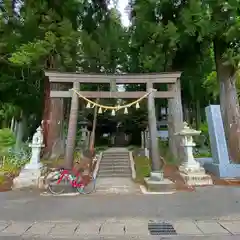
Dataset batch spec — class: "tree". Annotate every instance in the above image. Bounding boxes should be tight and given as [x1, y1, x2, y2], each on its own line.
[179, 0, 240, 147]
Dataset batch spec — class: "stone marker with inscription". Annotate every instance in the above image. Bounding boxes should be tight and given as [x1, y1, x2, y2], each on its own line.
[204, 105, 240, 178]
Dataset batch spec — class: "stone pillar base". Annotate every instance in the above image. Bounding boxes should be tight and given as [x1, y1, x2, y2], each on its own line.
[179, 166, 213, 186]
[12, 168, 42, 189]
[144, 171, 175, 192]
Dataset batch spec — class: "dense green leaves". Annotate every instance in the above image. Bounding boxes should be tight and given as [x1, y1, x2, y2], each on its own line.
[1, 0, 240, 146]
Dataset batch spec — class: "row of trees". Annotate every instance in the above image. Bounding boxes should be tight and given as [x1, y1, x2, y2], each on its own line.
[1, 0, 240, 159]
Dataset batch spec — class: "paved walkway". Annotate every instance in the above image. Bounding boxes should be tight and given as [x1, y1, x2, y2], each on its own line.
[0, 186, 240, 239]
[0, 218, 239, 239]
[96, 177, 140, 194]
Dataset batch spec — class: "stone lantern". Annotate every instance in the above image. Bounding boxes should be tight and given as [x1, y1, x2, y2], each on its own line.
[13, 126, 45, 189]
[175, 122, 212, 186]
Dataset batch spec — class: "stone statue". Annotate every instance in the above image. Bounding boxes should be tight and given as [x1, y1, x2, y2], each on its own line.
[32, 126, 44, 145]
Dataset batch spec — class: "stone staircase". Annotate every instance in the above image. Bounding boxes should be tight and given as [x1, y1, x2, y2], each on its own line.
[96, 148, 139, 194]
[98, 149, 132, 178]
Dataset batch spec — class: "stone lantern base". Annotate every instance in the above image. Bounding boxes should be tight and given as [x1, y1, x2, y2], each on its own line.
[179, 166, 213, 186]
[12, 165, 43, 190]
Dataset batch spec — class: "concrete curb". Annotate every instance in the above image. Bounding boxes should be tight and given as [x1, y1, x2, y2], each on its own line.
[40, 192, 80, 197]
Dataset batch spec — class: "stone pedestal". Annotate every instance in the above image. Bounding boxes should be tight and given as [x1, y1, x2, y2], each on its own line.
[13, 126, 45, 189]
[179, 166, 212, 186]
[144, 171, 175, 192]
[175, 122, 213, 186]
[13, 168, 43, 189]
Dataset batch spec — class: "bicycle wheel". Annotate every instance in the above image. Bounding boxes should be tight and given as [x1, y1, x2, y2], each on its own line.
[77, 176, 96, 194]
[47, 172, 67, 195]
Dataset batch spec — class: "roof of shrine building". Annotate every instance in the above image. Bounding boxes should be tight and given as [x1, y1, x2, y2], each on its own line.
[45, 71, 181, 83]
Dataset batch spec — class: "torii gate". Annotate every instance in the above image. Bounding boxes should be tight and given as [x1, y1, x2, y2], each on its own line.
[44, 72, 183, 172]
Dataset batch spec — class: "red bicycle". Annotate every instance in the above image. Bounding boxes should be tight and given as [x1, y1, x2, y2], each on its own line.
[46, 167, 96, 195]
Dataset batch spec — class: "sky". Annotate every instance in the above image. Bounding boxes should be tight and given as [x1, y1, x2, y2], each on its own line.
[109, 0, 130, 27]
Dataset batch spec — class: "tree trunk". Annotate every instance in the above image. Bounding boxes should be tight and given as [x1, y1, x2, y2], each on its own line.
[89, 99, 99, 151]
[45, 83, 64, 158]
[195, 99, 201, 129]
[42, 77, 50, 154]
[214, 40, 240, 163]
[168, 78, 184, 162]
[183, 103, 190, 123]
[14, 114, 26, 151]
[65, 83, 80, 169]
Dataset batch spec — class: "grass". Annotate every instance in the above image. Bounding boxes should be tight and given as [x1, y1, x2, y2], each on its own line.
[0, 175, 5, 185]
[0, 163, 20, 177]
[133, 156, 151, 184]
[128, 145, 139, 151]
[132, 140, 180, 183]
[95, 146, 108, 152]
[194, 151, 212, 158]
[41, 158, 65, 169]
[158, 141, 179, 166]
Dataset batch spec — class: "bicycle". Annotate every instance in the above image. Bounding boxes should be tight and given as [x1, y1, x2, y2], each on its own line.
[45, 167, 96, 195]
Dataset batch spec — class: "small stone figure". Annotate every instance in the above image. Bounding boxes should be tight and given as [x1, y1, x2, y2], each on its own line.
[27, 126, 45, 170]
[32, 126, 44, 145]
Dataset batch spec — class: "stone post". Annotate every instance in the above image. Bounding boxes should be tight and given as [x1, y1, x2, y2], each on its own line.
[144, 129, 149, 158]
[147, 88, 163, 180]
[13, 126, 45, 189]
[141, 131, 144, 149]
[175, 122, 212, 186]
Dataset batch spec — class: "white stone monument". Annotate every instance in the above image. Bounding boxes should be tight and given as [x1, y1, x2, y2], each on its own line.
[175, 122, 212, 186]
[202, 105, 240, 178]
[13, 126, 45, 189]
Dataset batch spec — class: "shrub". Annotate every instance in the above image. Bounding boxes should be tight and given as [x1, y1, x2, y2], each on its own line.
[0, 128, 16, 155]
[0, 145, 31, 177]
[134, 156, 151, 183]
[199, 122, 210, 147]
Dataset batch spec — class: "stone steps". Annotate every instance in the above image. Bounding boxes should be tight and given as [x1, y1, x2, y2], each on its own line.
[100, 162, 130, 165]
[101, 159, 129, 161]
[98, 170, 131, 175]
[95, 148, 138, 193]
[98, 174, 132, 178]
[99, 165, 131, 170]
[103, 154, 129, 159]
[97, 148, 132, 178]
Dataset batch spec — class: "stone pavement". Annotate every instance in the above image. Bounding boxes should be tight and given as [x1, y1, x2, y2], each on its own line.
[0, 186, 240, 239]
[96, 177, 140, 194]
[0, 218, 239, 239]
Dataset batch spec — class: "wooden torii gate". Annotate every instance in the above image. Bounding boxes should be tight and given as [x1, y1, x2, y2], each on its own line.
[44, 71, 183, 171]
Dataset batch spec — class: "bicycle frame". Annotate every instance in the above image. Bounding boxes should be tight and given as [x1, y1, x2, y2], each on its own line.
[56, 170, 84, 188]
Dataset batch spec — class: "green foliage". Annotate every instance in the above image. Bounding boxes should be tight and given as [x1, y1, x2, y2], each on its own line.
[2, 0, 240, 160]
[0, 158, 20, 177]
[0, 146, 31, 177]
[0, 175, 5, 185]
[0, 103, 21, 122]
[204, 70, 240, 101]
[199, 122, 210, 147]
[133, 156, 151, 183]
[203, 71, 219, 101]
[158, 140, 178, 165]
[0, 128, 16, 154]
[194, 151, 212, 158]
